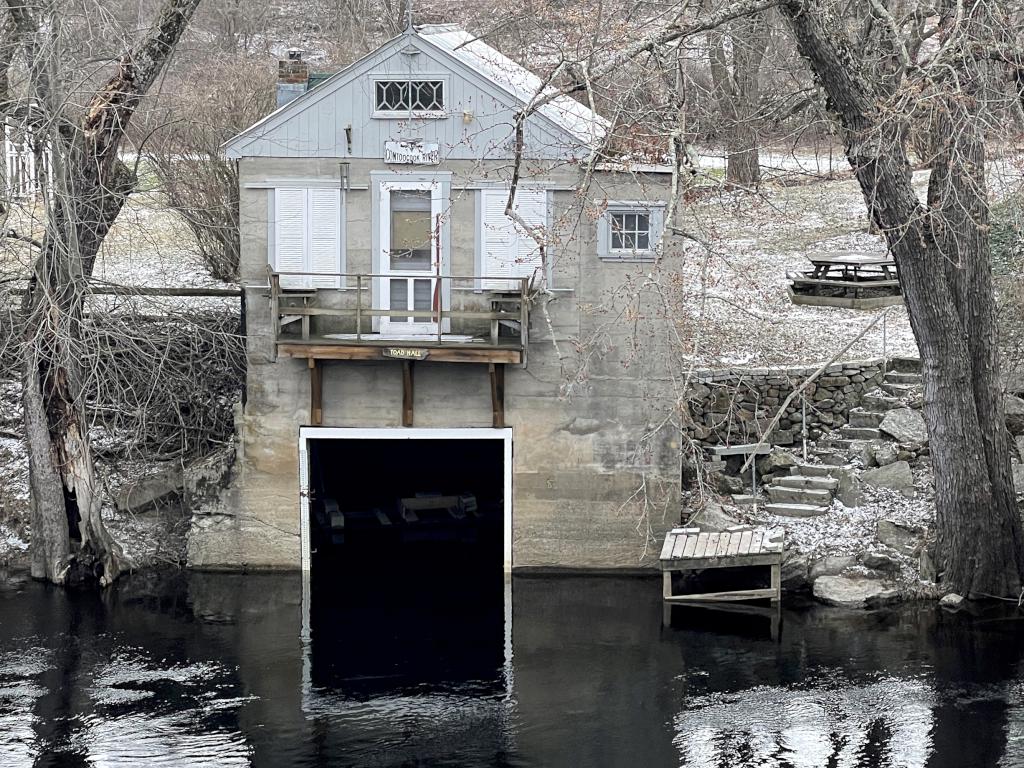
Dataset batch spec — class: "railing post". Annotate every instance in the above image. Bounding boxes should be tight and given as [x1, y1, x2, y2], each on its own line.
[269, 270, 280, 362]
[520, 277, 529, 365]
[437, 277, 443, 345]
[356, 274, 363, 341]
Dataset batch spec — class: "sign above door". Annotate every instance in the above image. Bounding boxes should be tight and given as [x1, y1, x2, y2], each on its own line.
[384, 139, 440, 165]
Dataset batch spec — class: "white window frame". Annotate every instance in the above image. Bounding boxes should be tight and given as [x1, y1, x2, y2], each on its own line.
[597, 201, 666, 262]
[371, 76, 449, 119]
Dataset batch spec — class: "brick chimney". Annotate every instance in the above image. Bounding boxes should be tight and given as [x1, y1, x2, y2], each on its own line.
[277, 48, 309, 108]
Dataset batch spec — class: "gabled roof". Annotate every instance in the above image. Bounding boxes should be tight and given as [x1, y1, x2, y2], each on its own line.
[415, 24, 608, 148]
[223, 24, 609, 159]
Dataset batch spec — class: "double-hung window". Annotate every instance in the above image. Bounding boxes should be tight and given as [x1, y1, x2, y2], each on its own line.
[597, 202, 666, 261]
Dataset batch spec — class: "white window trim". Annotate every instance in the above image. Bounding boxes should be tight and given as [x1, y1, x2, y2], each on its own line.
[597, 200, 666, 262]
[371, 75, 450, 120]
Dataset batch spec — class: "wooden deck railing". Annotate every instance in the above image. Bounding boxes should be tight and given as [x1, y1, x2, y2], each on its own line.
[267, 268, 530, 354]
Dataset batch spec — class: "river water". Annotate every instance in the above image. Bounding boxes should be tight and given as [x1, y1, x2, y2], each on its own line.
[2, 568, 1024, 767]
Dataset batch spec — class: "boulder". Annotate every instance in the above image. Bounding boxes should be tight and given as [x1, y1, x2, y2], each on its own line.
[756, 450, 798, 478]
[1016, 434, 1024, 461]
[862, 460, 916, 497]
[115, 464, 184, 513]
[781, 552, 810, 592]
[809, 555, 857, 583]
[876, 519, 926, 556]
[716, 473, 747, 495]
[861, 551, 901, 573]
[872, 444, 898, 467]
[879, 408, 928, 444]
[1005, 394, 1024, 435]
[693, 501, 742, 531]
[919, 547, 938, 582]
[939, 593, 965, 611]
[834, 471, 863, 508]
[813, 575, 899, 607]
[848, 440, 877, 468]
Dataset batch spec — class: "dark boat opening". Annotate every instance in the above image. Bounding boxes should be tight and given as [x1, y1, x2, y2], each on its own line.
[305, 436, 507, 695]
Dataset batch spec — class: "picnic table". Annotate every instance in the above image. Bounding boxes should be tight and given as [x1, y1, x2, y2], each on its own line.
[787, 250, 901, 304]
[805, 252, 897, 282]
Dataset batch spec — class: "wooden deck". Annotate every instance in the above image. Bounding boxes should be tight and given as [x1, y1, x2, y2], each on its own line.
[277, 335, 523, 364]
[659, 525, 784, 603]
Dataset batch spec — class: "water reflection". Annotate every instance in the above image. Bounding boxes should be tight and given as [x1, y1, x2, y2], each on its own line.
[674, 676, 934, 767]
[3, 570, 1024, 766]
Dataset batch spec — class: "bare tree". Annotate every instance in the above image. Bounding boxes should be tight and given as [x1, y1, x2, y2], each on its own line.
[144, 55, 274, 283]
[708, 12, 770, 186]
[769, 0, 1024, 597]
[6, 0, 202, 585]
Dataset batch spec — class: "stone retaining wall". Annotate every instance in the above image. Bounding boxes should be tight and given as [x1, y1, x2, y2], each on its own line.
[683, 358, 887, 448]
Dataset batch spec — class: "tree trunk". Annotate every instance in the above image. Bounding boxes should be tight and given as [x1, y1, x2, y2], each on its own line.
[708, 14, 769, 187]
[780, 0, 1024, 597]
[6, 0, 202, 586]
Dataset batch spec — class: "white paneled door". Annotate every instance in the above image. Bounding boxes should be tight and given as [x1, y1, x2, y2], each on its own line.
[378, 181, 446, 335]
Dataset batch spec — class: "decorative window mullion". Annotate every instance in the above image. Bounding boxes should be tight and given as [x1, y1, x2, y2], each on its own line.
[374, 79, 445, 113]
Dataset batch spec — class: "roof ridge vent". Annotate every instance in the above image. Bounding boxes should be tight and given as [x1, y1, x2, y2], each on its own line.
[416, 23, 463, 35]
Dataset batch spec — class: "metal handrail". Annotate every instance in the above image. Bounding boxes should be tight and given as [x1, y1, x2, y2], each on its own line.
[267, 268, 530, 354]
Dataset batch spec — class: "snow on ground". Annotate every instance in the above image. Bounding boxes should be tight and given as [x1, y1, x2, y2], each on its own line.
[666, 174, 920, 367]
[659, 156, 1023, 368]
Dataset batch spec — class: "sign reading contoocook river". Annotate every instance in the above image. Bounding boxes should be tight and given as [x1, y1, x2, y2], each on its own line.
[384, 139, 441, 165]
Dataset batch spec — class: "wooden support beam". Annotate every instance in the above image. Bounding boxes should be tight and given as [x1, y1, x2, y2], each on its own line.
[489, 362, 505, 428]
[402, 361, 414, 427]
[309, 358, 323, 426]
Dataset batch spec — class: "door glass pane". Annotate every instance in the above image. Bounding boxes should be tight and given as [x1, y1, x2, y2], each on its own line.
[413, 278, 433, 322]
[390, 279, 409, 323]
[390, 190, 432, 271]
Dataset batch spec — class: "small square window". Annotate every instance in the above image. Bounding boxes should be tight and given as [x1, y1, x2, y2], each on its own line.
[610, 212, 651, 252]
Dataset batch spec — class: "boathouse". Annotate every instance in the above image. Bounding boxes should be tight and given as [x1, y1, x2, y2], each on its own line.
[192, 23, 683, 574]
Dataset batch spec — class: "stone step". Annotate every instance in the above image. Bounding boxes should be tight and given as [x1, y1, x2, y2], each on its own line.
[814, 450, 850, 466]
[840, 426, 883, 440]
[764, 502, 831, 518]
[793, 463, 856, 478]
[820, 437, 857, 450]
[848, 409, 885, 428]
[766, 485, 834, 505]
[729, 494, 763, 508]
[881, 382, 918, 397]
[884, 371, 922, 385]
[889, 357, 922, 374]
[774, 475, 839, 491]
[861, 393, 901, 411]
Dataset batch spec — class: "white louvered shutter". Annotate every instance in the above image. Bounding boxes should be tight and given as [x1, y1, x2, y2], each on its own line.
[308, 188, 341, 288]
[480, 188, 547, 290]
[510, 188, 547, 285]
[275, 188, 308, 289]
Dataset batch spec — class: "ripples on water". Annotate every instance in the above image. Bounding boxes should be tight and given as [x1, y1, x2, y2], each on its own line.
[3, 569, 1024, 766]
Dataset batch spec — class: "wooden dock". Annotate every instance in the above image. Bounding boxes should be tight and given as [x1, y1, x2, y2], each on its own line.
[659, 526, 784, 604]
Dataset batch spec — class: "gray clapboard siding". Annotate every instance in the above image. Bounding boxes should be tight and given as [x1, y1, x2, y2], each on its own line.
[226, 33, 589, 162]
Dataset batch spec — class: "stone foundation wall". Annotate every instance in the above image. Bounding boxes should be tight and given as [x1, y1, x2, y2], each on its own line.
[683, 358, 887, 448]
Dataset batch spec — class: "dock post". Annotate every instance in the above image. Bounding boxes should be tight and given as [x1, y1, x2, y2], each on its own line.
[309, 358, 323, 426]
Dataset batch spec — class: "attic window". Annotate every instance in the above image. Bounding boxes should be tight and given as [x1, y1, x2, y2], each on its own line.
[374, 79, 445, 114]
